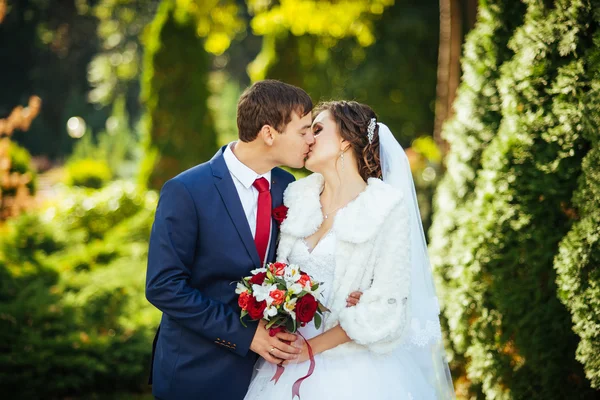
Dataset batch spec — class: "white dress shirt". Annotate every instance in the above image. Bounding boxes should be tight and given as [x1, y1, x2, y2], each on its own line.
[223, 143, 272, 260]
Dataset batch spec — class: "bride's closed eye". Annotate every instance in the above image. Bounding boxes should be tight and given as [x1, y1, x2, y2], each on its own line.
[313, 125, 323, 136]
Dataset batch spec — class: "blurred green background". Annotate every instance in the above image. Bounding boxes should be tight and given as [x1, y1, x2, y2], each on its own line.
[1, 0, 599, 399]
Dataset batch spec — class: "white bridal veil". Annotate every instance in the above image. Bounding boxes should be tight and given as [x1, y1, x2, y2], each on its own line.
[378, 123, 456, 399]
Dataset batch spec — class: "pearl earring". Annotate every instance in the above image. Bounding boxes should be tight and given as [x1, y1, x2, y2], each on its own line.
[341, 151, 345, 171]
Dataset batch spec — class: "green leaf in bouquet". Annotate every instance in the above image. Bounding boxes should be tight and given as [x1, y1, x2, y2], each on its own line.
[285, 317, 296, 333]
[311, 284, 319, 291]
[240, 310, 249, 327]
[314, 312, 322, 330]
[265, 316, 281, 330]
[318, 303, 331, 313]
[274, 277, 287, 289]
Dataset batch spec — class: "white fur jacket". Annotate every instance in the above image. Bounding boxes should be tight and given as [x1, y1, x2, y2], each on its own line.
[276, 173, 411, 356]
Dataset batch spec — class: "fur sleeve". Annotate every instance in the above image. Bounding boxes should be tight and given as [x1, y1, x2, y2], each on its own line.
[337, 201, 411, 354]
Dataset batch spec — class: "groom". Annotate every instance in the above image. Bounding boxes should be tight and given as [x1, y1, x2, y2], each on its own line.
[145, 80, 315, 400]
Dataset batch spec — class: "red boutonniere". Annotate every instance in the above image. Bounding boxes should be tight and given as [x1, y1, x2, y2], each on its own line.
[272, 205, 288, 226]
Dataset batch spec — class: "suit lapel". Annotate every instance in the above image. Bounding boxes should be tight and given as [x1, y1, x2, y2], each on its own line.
[210, 149, 261, 269]
[267, 175, 284, 263]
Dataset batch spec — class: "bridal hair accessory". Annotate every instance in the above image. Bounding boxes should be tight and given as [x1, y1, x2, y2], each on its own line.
[367, 118, 377, 144]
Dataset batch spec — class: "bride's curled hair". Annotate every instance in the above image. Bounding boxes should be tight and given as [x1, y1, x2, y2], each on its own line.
[314, 101, 382, 181]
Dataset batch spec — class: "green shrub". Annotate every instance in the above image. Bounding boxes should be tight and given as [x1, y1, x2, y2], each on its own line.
[49, 181, 155, 240]
[0, 213, 64, 263]
[65, 159, 113, 189]
[8, 142, 37, 195]
[0, 182, 159, 398]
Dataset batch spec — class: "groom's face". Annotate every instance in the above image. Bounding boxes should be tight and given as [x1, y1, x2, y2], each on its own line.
[272, 111, 314, 168]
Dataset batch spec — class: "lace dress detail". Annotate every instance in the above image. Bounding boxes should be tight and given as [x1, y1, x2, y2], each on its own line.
[291, 233, 336, 310]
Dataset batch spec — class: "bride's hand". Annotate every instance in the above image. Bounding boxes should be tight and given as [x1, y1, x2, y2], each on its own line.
[282, 339, 312, 365]
[346, 291, 363, 307]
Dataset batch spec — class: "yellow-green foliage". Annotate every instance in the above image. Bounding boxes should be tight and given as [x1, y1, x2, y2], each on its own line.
[65, 159, 113, 189]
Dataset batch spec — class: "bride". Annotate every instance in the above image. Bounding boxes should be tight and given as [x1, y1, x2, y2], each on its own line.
[244, 101, 455, 399]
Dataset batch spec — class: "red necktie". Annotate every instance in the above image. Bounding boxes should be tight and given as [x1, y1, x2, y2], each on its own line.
[253, 177, 271, 266]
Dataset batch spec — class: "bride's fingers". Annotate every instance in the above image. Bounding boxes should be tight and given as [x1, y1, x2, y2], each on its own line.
[348, 291, 363, 299]
[275, 331, 298, 343]
[274, 339, 302, 355]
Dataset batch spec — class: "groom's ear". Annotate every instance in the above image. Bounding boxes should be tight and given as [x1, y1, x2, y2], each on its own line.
[258, 124, 276, 146]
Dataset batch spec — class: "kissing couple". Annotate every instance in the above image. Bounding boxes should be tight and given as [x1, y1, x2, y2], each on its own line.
[146, 80, 455, 400]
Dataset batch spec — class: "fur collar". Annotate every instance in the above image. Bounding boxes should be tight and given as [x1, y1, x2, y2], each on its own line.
[280, 173, 402, 243]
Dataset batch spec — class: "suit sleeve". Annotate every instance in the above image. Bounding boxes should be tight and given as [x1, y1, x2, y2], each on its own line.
[145, 179, 258, 357]
[337, 203, 411, 354]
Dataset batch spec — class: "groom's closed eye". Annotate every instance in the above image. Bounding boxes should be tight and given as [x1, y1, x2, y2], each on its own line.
[299, 125, 311, 136]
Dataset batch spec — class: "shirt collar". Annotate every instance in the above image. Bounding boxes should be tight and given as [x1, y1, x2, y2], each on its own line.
[223, 142, 271, 190]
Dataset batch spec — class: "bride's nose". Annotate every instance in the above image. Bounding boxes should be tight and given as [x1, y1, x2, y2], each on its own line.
[306, 131, 316, 145]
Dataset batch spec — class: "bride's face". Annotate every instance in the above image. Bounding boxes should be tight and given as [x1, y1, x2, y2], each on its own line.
[305, 110, 344, 173]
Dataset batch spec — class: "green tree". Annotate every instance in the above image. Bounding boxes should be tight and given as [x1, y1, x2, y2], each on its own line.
[554, 5, 600, 388]
[430, 0, 600, 398]
[428, 0, 525, 395]
[139, 0, 217, 189]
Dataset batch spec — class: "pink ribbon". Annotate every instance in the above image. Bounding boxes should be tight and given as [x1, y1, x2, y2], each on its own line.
[268, 329, 316, 399]
[270, 362, 286, 385]
[291, 331, 315, 399]
[269, 326, 288, 385]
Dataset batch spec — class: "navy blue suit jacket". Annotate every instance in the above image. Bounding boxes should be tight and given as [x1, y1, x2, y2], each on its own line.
[145, 147, 295, 400]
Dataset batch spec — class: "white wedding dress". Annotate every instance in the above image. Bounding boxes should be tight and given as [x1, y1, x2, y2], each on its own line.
[244, 231, 437, 400]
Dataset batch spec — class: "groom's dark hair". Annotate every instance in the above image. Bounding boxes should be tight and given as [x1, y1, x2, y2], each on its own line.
[237, 80, 313, 142]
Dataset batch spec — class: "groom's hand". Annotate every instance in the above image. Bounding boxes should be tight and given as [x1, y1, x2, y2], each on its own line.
[250, 320, 301, 364]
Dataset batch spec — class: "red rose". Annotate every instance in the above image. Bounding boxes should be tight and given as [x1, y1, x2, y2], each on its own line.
[247, 296, 267, 320]
[272, 205, 288, 225]
[249, 272, 267, 285]
[296, 294, 318, 324]
[238, 291, 250, 310]
[269, 262, 286, 276]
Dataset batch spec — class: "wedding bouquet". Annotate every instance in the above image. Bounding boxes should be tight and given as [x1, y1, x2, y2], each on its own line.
[236, 262, 329, 397]
[236, 262, 329, 334]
